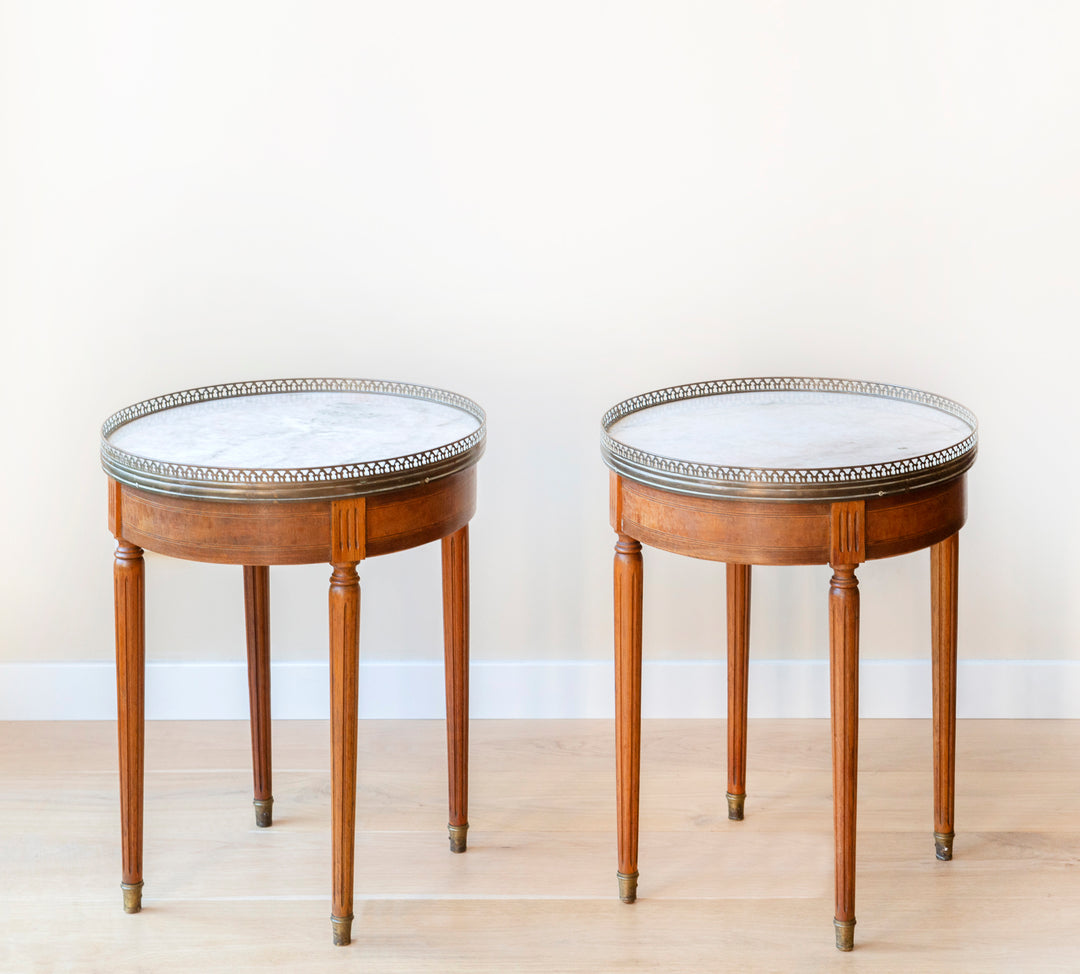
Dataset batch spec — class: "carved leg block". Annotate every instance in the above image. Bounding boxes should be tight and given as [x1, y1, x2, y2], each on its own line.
[614, 535, 643, 903]
[244, 565, 274, 828]
[443, 527, 470, 853]
[726, 563, 751, 821]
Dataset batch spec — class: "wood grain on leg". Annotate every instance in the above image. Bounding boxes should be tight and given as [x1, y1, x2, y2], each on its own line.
[829, 564, 860, 951]
[243, 565, 273, 828]
[114, 539, 145, 914]
[614, 535, 643, 903]
[329, 562, 360, 946]
[931, 533, 959, 861]
[828, 499, 864, 951]
[726, 563, 751, 821]
[442, 526, 470, 853]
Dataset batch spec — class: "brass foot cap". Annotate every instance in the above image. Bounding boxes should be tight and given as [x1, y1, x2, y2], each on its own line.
[121, 881, 143, 914]
[617, 871, 639, 904]
[331, 914, 353, 946]
[726, 792, 746, 821]
[834, 918, 856, 952]
[448, 823, 469, 854]
[254, 798, 274, 828]
[935, 831, 955, 861]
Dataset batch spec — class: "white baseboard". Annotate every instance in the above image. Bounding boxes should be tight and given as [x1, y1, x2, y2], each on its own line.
[1, 659, 1078, 720]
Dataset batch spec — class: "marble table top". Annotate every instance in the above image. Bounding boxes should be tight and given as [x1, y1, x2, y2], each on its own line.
[102, 379, 486, 501]
[602, 378, 977, 501]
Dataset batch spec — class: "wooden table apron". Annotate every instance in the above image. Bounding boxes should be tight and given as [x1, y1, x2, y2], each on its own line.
[609, 468, 966, 947]
[107, 464, 476, 944]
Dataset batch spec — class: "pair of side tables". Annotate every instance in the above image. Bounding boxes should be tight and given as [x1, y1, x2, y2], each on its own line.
[100, 376, 977, 950]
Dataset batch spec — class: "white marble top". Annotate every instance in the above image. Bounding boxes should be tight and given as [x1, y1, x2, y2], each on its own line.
[602, 378, 977, 500]
[609, 390, 970, 470]
[101, 379, 486, 500]
[109, 391, 480, 469]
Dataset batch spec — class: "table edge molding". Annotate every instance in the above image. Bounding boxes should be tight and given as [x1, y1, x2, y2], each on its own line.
[101, 378, 487, 501]
[601, 377, 977, 501]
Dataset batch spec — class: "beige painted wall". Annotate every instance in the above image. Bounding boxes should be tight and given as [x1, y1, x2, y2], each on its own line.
[2, 1, 1078, 678]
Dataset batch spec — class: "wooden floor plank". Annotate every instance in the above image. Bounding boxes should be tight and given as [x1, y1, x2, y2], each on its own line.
[1, 719, 1078, 972]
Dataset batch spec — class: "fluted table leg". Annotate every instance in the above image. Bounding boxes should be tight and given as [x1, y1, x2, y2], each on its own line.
[614, 535, 643, 903]
[329, 563, 360, 946]
[726, 563, 751, 821]
[932, 533, 959, 861]
[442, 526, 470, 853]
[244, 565, 273, 828]
[829, 564, 860, 951]
[115, 539, 145, 914]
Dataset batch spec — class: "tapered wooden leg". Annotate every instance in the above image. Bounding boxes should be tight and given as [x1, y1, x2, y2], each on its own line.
[243, 565, 273, 828]
[329, 563, 360, 946]
[442, 526, 470, 853]
[932, 533, 959, 861]
[614, 535, 643, 903]
[726, 563, 751, 821]
[114, 540, 145, 914]
[829, 564, 860, 950]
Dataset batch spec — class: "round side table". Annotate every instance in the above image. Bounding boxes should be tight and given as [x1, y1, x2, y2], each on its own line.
[101, 378, 486, 946]
[601, 377, 977, 951]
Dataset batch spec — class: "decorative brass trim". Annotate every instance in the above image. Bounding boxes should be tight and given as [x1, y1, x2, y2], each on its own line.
[448, 823, 469, 854]
[601, 376, 977, 502]
[617, 871, 639, 904]
[834, 918, 856, 951]
[253, 798, 274, 828]
[121, 881, 143, 914]
[101, 378, 486, 502]
[934, 830, 955, 861]
[331, 914, 354, 946]
[726, 792, 746, 821]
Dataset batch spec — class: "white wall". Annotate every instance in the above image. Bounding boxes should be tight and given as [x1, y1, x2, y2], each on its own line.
[2, 1, 1078, 716]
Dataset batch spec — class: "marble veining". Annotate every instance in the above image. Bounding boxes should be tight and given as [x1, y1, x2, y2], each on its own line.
[108, 392, 481, 470]
[608, 391, 973, 470]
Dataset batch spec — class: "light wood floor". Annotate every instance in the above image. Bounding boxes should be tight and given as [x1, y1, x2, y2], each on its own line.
[1, 719, 1078, 973]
